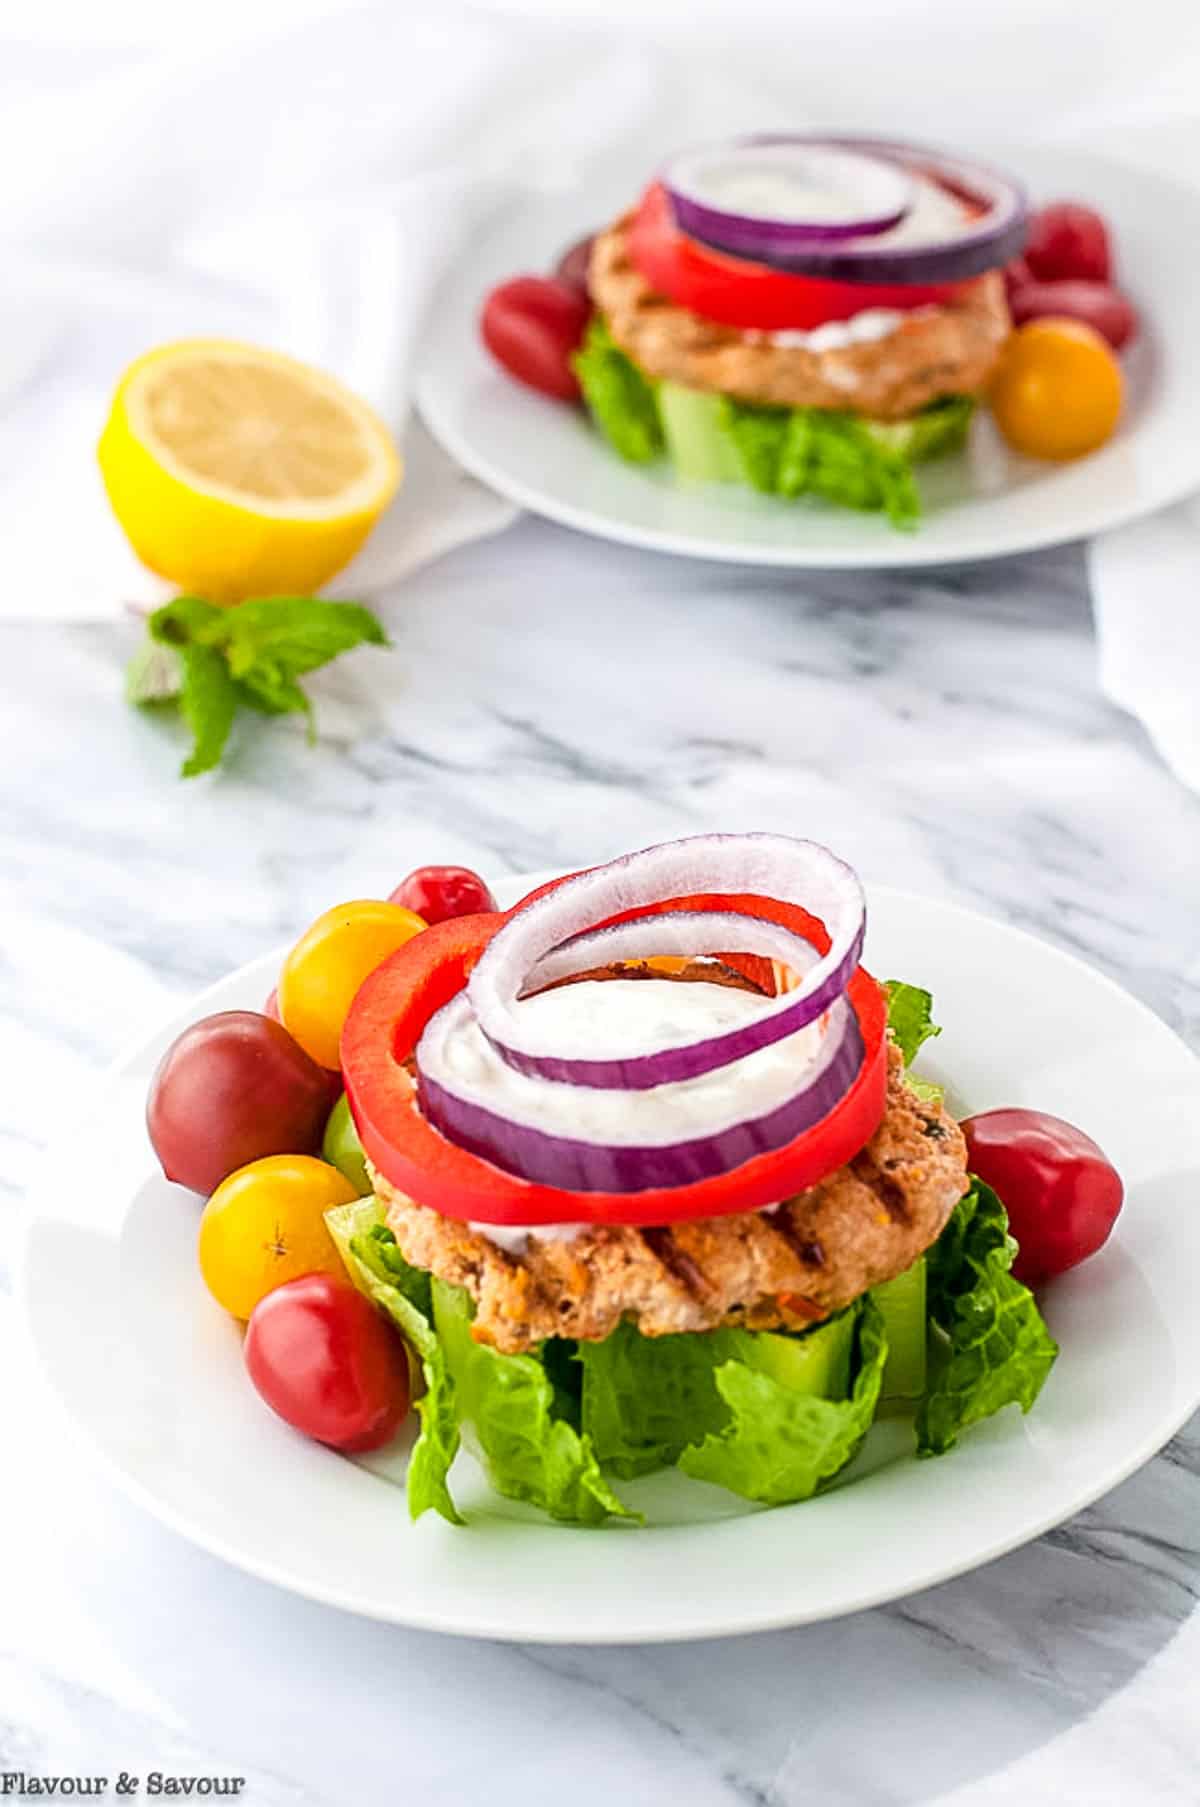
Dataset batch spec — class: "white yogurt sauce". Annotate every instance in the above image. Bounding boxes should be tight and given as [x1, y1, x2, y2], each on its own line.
[427, 977, 829, 1254]
[762, 309, 910, 352]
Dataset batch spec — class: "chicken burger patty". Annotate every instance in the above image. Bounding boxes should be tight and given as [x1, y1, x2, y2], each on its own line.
[372, 1042, 968, 1355]
[589, 211, 1011, 420]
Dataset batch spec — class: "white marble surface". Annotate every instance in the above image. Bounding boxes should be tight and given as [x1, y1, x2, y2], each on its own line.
[4, 516, 1200, 1805]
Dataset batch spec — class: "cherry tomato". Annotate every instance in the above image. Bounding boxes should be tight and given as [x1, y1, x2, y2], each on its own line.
[554, 234, 595, 300]
[388, 863, 496, 925]
[628, 181, 965, 332]
[148, 1010, 337, 1196]
[279, 899, 426, 1071]
[245, 1273, 410, 1453]
[264, 988, 282, 1022]
[1009, 280, 1137, 351]
[963, 1109, 1124, 1287]
[480, 276, 590, 402]
[198, 1153, 358, 1319]
[322, 1092, 371, 1195]
[989, 319, 1122, 461]
[1024, 202, 1112, 284]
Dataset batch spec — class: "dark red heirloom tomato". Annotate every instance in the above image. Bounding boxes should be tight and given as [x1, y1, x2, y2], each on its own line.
[244, 1273, 410, 1453]
[1024, 203, 1112, 284]
[1008, 279, 1138, 350]
[480, 276, 590, 402]
[389, 863, 497, 925]
[554, 234, 595, 300]
[148, 1010, 337, 1195]
[962, 1108, 1124, 1287]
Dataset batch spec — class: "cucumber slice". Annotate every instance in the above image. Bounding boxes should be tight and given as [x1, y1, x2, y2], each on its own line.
[658, 382, 744, 483]
[735, 1308, 856, 1401]
[872, 1257, 927, 1403]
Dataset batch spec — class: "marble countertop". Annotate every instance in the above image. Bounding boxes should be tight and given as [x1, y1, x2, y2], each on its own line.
[4, 515, 1200, 1806]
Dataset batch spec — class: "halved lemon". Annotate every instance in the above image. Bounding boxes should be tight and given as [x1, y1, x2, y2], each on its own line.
[98, 339, 401, 601]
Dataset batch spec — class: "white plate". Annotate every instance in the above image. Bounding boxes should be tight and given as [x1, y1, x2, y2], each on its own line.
[18, 878, 1200, 1642]
[418, 147, 1200, 568]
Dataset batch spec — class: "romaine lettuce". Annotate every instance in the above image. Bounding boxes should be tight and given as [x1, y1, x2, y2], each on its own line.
[884, 980, 945, 1103]
[326, 1201, 463, 1525]
[573, 317, 663, 463]
[678, 1298, 887, 1504]
[574, 316, 971, 528]
[430, 1279, 634, 1525]
[917, 1179, 1059, 1456]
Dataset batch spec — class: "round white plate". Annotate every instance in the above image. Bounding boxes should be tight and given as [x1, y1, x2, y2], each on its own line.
[418, 147, 1200, 568]
[19, 878, 1200, 1642]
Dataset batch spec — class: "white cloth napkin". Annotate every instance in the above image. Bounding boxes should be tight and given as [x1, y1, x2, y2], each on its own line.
[1089, 499, 1200, 793]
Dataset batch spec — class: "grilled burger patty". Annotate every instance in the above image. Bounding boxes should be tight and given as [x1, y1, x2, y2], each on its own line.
[588, 211, 1010, 420]
[372, 1042, 968, 1355]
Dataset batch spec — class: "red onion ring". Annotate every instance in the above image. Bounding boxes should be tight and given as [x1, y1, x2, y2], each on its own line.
[663, 140, 913, 258]
[522, 909, 820, 994]
[417, 991, 863, 1193]
[668, 134, 1028, 284]
[467, 835, 865, 1090]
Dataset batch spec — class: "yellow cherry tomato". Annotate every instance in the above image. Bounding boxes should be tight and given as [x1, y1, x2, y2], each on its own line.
[198, 1153, 358, 1320]
[989, 318, 1122, 461]
[278, 899, 427, 1069]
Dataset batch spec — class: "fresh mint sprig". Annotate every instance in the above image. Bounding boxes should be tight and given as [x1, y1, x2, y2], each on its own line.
[126, 594, 389, 777]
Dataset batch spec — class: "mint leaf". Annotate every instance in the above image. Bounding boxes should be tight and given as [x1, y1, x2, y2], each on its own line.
[178, 644, 237, 777]
[130, 592, 388, 776]
[884, 981, 942, 1067]
[148, 595, 228, 648]
[917, 1179, 1058, 1456]
[222, 597, 388, 681]
[125, 635, 182, 706]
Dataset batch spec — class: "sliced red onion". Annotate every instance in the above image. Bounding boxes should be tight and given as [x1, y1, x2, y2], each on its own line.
[663, 140, 913, 260]
[669, 133, 1028, 284]
[522, 909, 820, 994]
[467, 834, 864, 1090]
[417, 988, 863, 1193]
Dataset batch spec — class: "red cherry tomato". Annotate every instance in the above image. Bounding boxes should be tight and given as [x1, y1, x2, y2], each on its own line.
[1024, 203, 1112, 284]
[554, 234, 595, 300]
[264, 987, 281, 1022]
[1008, 280, 1138, 351]
[244, 1273, 411, 1453]
[628, 182, 966, 332]
[962, 1109, 1124, 1287]
[148, 1011, 338, 1195]
[480, 276, 590, 402]
[388, 863, 497, 925]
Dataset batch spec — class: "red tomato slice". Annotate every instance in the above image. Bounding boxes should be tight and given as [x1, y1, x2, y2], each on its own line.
[340, 887, 888, 1229]
[628, 183, 967, 332]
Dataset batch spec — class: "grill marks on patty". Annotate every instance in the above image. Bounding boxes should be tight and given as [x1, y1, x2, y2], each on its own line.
[373, 1042, 968, 1354]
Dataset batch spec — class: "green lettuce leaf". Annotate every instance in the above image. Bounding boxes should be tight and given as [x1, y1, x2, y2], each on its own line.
[884, 980, 942, 1066]
[884, 979, 944, 1103]
[917, 1179, 1059, 1456]
[679, 1298, 887, 1504]
[576, 318, 971, 530]
[863, 395, 974, 461]
[325, 1201, 463, 1525]
[431, 1280, 635, 1525]
[579, 1320, 738, 1479]
[574, 317, 663, 463]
